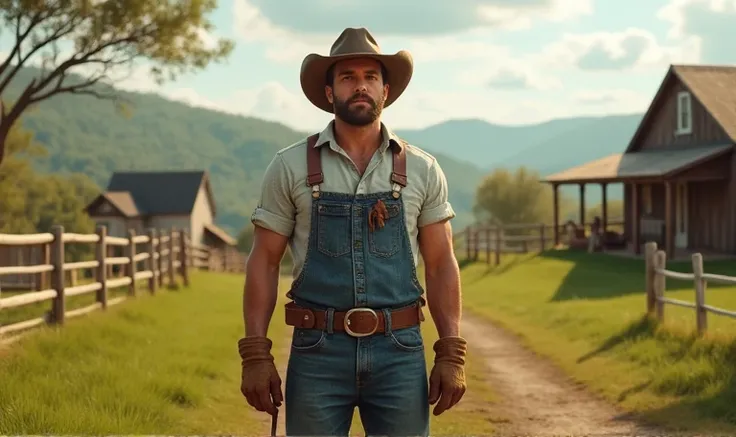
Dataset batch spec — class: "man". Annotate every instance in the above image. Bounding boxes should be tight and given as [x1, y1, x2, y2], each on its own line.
[238, 27, 467, 437]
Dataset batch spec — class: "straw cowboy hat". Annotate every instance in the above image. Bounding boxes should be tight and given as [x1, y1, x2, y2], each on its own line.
[300, 27, 414, 113]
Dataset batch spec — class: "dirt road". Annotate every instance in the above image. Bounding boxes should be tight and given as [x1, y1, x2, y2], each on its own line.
[461, 311, 665, 437]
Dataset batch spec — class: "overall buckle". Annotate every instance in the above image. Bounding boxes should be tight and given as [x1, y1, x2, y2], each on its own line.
[343, 308, 379, 337]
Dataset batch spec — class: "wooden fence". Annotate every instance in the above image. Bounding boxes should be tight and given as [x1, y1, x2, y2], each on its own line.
[644, 241, 736, 334]
[456, 218, 624, 265]
[0, 224, 246, 341]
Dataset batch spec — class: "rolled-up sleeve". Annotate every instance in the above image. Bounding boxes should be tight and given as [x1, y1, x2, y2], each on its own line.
[250, 153, 296, 237]
[417, 158, 456, 227]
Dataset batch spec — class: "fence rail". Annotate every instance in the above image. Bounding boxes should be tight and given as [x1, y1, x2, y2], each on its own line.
[644, 241, 736, 334]
[0, 224, 246, 341]
[455, 218, 624, 265]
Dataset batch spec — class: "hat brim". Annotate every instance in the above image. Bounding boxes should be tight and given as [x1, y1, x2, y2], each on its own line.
[300, 50, 413, 113]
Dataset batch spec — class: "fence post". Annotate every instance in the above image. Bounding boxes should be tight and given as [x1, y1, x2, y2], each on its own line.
[692, 253, 707, 335]
[485, 226, 491, 264]
[168, 227, 177, 288]
[96, 225, 108, 310]
[494, 226, 501, 266]
[645, 241, 657, 314]
[127, 229, 137, 296]
[539, 223, 545, 251]
[465, 227, 471, 260]
[158, 229, 165, 288]
[147, 229, 158, 294]
[654, 249, 666, 322]
[50, 225, 65, 325]
[180, 230, 189, 286]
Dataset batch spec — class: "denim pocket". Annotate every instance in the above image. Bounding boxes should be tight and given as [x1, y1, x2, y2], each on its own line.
[317, 202, 351, 257]
[368, 202, 401, 258]
[291, 328, 326, 352]
[390, 325, 424, 352]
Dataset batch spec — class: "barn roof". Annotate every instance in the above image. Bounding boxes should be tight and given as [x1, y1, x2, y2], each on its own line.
[543, 144, 732, 184]
[105, 170, 215, 216]
[102, 191, 139, 217]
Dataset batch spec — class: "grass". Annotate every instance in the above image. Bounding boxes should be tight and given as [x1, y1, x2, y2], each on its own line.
[0, 268, 497, 436]
[460, 249, 736, 434]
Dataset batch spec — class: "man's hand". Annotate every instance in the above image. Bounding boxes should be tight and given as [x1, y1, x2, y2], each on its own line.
[428, 336, 467, 415]
[238, 336, 283, 416]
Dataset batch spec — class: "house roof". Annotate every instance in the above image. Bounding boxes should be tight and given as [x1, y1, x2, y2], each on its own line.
[105, 170, 215, 216]
[626, 64, 736, 153]
[543, 144, 732, 184]
[103, 191, 140, 217]
[204, 223, 237, 246]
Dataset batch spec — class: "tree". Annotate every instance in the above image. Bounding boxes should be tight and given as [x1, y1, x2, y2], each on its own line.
[0, 0, 234, 165]
[473, 166, 572, 227]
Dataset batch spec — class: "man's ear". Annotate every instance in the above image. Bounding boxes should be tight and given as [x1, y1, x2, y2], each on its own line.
[383, 83, 389, 100]
[325, 86, 334, 104]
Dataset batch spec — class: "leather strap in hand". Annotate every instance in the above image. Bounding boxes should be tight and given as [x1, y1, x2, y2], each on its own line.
[428, 336, 467, 415]
[238, 336, 283, 417]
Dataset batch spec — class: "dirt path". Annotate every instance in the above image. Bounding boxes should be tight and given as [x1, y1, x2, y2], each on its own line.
[461, 311, 665, 437]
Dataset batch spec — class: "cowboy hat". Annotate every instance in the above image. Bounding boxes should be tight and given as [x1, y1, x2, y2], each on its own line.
[300, 27, 413, 113]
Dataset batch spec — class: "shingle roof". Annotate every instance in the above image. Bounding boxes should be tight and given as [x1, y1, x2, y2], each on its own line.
[106, 171, 212, 215]
[673, 64, 736, 142]
[103, 191, 139, 217]
[204, 223, 237, 246]
[543, 144, 732, 183]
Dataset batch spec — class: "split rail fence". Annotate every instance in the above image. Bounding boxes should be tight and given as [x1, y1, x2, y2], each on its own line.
[0, 224, 246, 340]
[644, 241, 736, 334]
[455, 218, 624, 265]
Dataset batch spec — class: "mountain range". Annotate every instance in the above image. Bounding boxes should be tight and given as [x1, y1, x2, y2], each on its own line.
[3, 68, 642, 235]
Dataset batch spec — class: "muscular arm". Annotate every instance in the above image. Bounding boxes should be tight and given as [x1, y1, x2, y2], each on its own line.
[243, 226, 290, 338]
[418, 219, 461, 338]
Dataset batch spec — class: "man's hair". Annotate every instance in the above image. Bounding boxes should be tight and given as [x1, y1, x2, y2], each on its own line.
[325, 61, 389, 87]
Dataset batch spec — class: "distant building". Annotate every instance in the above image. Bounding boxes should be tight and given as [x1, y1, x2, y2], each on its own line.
[84, 170, 236, 250]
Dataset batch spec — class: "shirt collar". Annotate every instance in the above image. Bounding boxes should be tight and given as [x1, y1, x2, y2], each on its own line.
[313, 120, 404, 153]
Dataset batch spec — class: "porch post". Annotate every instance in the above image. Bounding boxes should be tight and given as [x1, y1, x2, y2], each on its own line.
[601, 182, 608, 231]
[632, 183, 640, 254]
[579, 183, 586, 229]
[665, 180, 674, 260]
[553, 183, 560, 246]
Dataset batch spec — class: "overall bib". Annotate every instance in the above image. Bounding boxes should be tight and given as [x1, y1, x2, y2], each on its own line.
[283, 134, 430, 436]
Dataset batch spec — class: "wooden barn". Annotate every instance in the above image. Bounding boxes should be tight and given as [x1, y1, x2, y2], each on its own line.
[544, 64, 736, 259]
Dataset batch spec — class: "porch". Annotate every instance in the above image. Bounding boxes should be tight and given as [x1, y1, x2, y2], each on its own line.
[542, 144, 734, 260]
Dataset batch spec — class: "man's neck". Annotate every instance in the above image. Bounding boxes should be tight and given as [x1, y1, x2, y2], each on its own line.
[332, 118, 383, 156]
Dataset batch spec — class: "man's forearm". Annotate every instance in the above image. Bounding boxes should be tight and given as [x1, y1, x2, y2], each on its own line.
[243, 256, 280, 338]
[425, 253, 462, 338]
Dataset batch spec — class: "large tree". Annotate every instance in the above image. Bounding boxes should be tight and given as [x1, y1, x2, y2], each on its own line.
[0, 0, 234, 165]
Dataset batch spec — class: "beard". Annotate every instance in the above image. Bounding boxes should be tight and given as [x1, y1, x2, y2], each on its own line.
[333, 92, 385, 126]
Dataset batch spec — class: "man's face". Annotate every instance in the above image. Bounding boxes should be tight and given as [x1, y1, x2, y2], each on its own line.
[326, 58, 389, 126]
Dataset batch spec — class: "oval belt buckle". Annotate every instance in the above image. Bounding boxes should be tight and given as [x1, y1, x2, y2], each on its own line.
[344, 308, 379, 337]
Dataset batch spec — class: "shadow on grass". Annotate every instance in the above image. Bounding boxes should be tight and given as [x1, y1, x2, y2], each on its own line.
[576, 314, 736, 432]
[538, 250, 736, 302]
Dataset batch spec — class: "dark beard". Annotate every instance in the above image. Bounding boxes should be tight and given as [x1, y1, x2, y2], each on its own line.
[333, 93, 384, 126]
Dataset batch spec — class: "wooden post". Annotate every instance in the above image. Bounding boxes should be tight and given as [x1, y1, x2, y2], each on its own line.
[579, 183, 586, 229]
[654, 249, 666, 321]
[473, 228, 479, 261]
[168, 227, 176, 288]
[465, 227, 471, 260]
[601, 182, 608, 232]
[485, 226, 491, 264]
[96, 225, 108, 309]
[539, 223, 545, 251]
[644, 241, 657, 314]
[50, 225, 65, 325]
[494, 226, 501, 266]
[147, 229, 158, 294]
[180, 230, 189, 286]
[692, 253, 707, 335]
[158, 229, 165, 288]
[664, 181, 673, 260]
[127, 229, 137, 296]
[632, 183, 640, 255]
[552, 184, 560, 246]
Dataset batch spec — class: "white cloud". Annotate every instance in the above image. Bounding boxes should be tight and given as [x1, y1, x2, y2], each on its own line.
[573, 89, 652, 110]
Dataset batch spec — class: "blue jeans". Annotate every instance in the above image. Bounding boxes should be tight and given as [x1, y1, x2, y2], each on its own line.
[285, 323, 429, 436]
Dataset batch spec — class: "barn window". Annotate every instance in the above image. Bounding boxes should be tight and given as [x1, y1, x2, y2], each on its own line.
[676, 91, 692, 135]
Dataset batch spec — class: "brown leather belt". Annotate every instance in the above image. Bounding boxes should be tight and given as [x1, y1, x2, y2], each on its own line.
[285, 301, 425, 337]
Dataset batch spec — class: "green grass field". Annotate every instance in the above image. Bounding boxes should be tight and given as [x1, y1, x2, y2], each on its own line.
[0, 269, 497, 436]
[460, 249, 736, 434]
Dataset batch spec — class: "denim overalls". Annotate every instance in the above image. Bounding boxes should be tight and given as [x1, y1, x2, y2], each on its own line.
[283, 134, 430, 436]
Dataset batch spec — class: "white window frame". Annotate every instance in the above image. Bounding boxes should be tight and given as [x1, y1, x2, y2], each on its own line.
[676, 91, 692, 135]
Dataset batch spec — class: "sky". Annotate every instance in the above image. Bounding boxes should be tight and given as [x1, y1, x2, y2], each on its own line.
[8, 0, 736, 132]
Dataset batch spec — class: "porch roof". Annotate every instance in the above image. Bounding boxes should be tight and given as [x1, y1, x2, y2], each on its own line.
[543, 144, 732, 184]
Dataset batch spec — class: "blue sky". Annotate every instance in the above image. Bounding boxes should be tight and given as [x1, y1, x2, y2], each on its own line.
[6, 0, 736, 132]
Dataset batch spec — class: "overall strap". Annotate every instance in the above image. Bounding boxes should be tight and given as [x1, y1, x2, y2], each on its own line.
[390, 139, 408, 198]
[305, 133, 322, 198]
